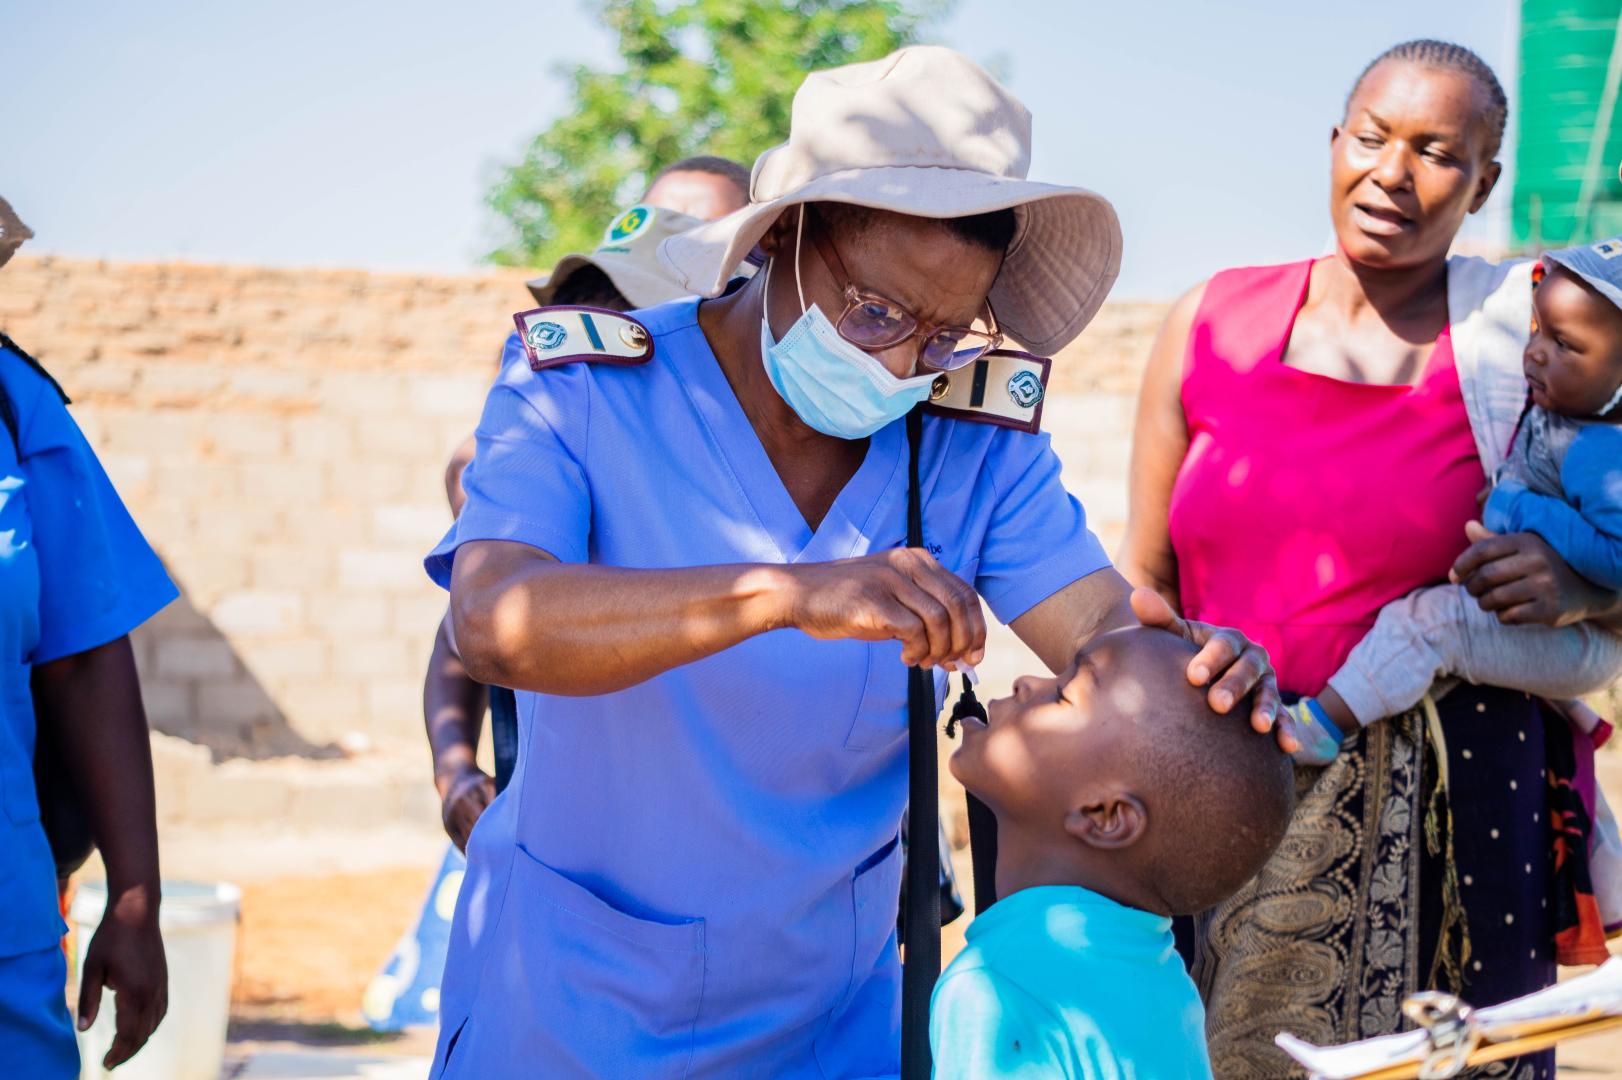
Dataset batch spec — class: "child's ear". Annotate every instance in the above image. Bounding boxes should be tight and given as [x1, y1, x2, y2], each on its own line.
[1064, 791, 1147, 850]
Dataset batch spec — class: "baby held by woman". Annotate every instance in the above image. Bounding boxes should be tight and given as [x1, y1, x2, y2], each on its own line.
[1283, 239, 1622, 758]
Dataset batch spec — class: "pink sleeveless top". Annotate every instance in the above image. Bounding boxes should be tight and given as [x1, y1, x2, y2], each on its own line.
[1167, 260, 1484, 695]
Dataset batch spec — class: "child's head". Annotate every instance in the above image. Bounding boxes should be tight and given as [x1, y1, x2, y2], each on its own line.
[1527, 239, 1622, 420]
[949, 626, 1295, 916]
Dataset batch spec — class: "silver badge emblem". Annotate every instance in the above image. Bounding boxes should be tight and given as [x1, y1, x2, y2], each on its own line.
[1007, 370, 1044, 408]
[526, 321, 568, 351]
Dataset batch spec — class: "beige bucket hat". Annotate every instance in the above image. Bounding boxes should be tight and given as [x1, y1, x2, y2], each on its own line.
[657, 45, 1121, 356]
[0, 196, 34, 270]
[528, 203, 712, 308]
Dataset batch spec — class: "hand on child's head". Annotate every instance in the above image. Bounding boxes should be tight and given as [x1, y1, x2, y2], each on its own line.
[1128, 588, 1286, 747]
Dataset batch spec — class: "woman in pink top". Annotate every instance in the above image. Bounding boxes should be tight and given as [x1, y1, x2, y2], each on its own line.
[1122, 41, 1622, 1079]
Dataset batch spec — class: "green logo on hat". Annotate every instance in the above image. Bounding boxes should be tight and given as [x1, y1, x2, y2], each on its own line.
[604, 205, 654, 246]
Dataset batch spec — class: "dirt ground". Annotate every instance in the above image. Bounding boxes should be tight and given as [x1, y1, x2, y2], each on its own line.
[216, 867, 1622, 1078]
[213, 755, 1622, 1076]
[233, 867, 433, 1026]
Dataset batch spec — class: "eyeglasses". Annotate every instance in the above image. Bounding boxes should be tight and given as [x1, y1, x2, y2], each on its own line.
[805, 208, 1002, 372]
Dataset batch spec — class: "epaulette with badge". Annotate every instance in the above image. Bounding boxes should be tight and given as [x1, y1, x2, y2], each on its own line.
[924, 349, 1050, 434]
[513, 306, 653, 372]
[510, 310, 1049, 433]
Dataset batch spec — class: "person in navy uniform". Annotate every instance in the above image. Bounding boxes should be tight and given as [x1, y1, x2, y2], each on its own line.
[0, 196, 175, 1075]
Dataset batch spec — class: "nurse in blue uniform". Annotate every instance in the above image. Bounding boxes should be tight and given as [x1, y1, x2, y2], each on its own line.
[0, 197, 176, 1075]
[426, 48, 1285, 1079]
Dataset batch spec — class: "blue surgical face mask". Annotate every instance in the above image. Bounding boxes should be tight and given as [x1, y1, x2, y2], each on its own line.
[759, 211, 936, 440]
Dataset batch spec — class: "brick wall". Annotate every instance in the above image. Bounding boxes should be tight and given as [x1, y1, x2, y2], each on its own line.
[0, 254, 1165, 759]
[2, 256, 540, 756]
[8, 255, 1607, 772]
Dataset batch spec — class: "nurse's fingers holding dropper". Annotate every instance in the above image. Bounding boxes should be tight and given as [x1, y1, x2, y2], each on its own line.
[783, 548, 987, 669]
[893, 547, 987, 668]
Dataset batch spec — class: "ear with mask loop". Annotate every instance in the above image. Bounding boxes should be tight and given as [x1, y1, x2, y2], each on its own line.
[794, 204, 810, 313]
[759, 204, 810, 323]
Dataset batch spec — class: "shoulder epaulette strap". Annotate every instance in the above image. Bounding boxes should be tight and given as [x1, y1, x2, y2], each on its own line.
[923, 349, 1050, 434]
[512, 306, 654, 372]
[0, 333, 70, 404]
[0, 332, 70, 453]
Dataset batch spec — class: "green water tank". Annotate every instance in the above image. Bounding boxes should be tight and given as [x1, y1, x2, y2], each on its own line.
[1514, 0, 1622, 248]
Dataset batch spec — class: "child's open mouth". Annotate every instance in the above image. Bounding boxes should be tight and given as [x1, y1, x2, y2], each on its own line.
[973, 699, 1008, 730]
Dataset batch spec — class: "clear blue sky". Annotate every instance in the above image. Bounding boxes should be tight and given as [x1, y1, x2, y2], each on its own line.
[3, 0, 1517, 298]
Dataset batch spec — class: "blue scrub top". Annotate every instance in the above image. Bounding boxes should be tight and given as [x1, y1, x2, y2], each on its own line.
[0, 347, 177, 958]
[425, 299, 1111, 1078]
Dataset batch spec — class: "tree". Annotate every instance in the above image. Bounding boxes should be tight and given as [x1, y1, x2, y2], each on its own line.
[485, 0, 953, 267]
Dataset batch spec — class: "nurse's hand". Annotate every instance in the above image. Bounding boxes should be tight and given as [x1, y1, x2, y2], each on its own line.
[1129, 588, 1290, 750]
[786, 548, 988, 669]
[77, 882, 168, 1069]
[439, 762, 497, 852]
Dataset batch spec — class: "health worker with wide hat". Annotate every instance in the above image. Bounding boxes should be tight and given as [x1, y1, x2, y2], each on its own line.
[424, 45, 1284, 1078]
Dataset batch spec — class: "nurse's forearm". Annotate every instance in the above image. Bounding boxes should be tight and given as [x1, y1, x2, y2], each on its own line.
[1011, 567, 1138, 674]
[451, 553, 788, 696]
[424, 611, 489, 786]
[33, 636, 169, 1065]
[450, 540, 986, 695]
[31, 636, 161, 899]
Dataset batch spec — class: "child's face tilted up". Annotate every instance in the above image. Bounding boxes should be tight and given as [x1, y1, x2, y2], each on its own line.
[1526, 262, 1622, 418]
[949, 626, 1296, 916]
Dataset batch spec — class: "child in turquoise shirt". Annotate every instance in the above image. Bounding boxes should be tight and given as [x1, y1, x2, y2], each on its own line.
[932, 626, 1296, 1079]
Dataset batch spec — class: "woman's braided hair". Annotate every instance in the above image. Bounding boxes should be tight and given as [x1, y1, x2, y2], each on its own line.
[1348, 39, 1509, 160]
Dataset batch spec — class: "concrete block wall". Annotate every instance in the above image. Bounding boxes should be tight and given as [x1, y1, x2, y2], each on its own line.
[2, 256, 539, 757]
[0, 254, 1167, 763]
[6, 256, 1617, 836]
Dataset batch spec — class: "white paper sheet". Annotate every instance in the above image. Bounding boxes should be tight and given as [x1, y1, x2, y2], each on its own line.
[1274, 958, 1622, 1079]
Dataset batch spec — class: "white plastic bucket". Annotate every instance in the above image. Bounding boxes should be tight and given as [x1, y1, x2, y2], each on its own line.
[70, 880, 241, 1080]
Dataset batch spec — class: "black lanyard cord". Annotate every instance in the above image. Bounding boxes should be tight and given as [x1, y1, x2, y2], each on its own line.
[899, 408, 1004, 1078]
[900, 406, 939, 1080]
